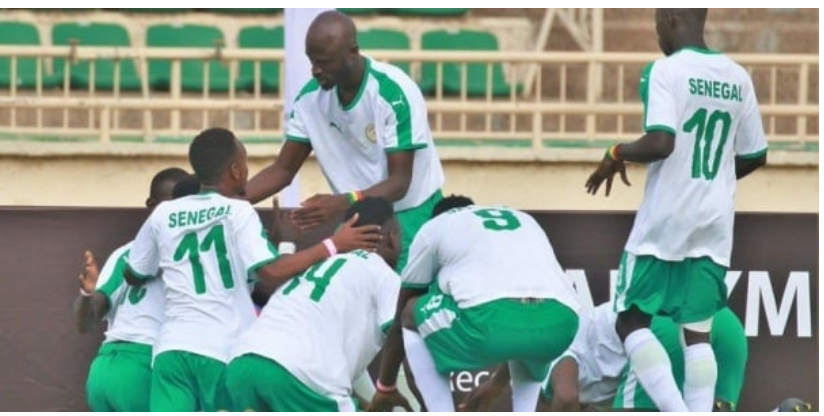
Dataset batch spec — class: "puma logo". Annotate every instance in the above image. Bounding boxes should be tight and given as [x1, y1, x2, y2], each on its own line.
[389, 97, 405, 108]
[329, 121, 342, 134]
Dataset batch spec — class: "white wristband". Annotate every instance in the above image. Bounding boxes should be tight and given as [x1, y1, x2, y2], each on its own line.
[322, 238, 338, 257]
[79, 287, 93, 297]
[278, 242, 296, 255]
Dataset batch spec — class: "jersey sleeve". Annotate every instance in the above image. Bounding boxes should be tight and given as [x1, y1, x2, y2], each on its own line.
[377, 84, 427, 154]
[400, 224, 437, 289]
[642, 61, 678, 136]
[94, 245, 130, 312]
[285, 105, 311, 145]
[734, 78, 768, 159]
[126, 215, 160, 281]
[232, 202, 280, 279]
[375, 266, 401, 334]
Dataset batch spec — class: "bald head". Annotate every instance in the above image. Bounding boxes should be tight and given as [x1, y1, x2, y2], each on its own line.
[305, 10, 362, 90]
[655, 8, 709, 56]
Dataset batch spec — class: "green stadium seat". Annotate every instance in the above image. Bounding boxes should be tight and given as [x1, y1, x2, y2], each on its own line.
[337, 8, 380, 15]
[420, 29, 521, 97]
[52, 22, 142, 91]
[236, 25, 284, 93]
[389, 8, 469, 17]
[357, 28, 411, 76]
[204, 8, 282, 14]
[0, 21, 58, 88]
[146, 24, 231, 92]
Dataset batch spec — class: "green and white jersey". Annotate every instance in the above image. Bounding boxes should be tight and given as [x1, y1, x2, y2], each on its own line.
[552, 303, 625, 404]
[231, 250, 400, 400]
[94, 242, 165, 346]
[127, 191, 279, 363]
[627, 47, 768, 266]
[286, 57, 444, 211]
[402, 205, 579, 311]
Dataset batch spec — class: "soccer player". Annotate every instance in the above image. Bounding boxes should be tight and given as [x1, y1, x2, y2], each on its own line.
[585, 8, 767, 411]
[244, 10, 444, 274]
[226, 197, 408, 411]
[370, 195, 580, 412]
[74, 167, 190, 412]
[123, 127, 382, 411]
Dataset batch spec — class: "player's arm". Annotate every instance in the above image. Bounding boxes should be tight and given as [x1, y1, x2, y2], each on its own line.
[362, 151, 414, 203]
[74, 250, 110, 334]
[124, 217, 160, 287]
[734, 79, 769, 181]
[735, 152, 767, 179]
[608, 131, 675, 163]
[244, 140, 312, 204]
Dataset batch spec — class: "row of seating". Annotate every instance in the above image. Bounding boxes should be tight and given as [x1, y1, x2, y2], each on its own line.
[17, 8, 469, 17]
[0, 21, 519, 96]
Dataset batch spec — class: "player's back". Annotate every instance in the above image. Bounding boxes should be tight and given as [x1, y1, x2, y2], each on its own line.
[415, 205, 579, 310]
[568, 304, 626, 404]
[232, 250, 400, 399]
[628, 49, 765, 264]
[140, 191, 270, 362]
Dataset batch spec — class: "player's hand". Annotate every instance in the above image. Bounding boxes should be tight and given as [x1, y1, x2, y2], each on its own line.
[292, 193, 349, 230]
[458, 375, 506, 411]
[78, 250, 100, 295]
[331, 213, 382, 253]
[269, 197, 302, 245]
[585, 156, 631, 197]
[366, 390, 413, 412]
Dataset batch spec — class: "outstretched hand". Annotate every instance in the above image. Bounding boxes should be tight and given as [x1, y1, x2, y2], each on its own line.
[585, 157, 631, 197]
[291, 193, 349, 230]
[78, 250, 100, 294]
[366, 390, 413, 412]
[331, 213, 382, 253]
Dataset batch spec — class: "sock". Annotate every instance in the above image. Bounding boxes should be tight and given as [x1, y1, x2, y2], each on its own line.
[683, 343, 718, 412]
[402, 328, 455, 411]
[624, 328, 688, 412]
[396, 365, 422, 412]
[352, 370, 376, 402]
[508, 360, 541, 412]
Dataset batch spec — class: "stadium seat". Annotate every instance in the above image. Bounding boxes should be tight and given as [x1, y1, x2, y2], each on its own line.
[357, 28, 411, 76]
[52, 22, 142, 91]
[420, 29, 522, 96]
[146, 24, 231, 92]
[389, 8, 469, 17]
[0, 21, 58, 88]
[337, 8, 381, 15]
[236, 25, 284, 93]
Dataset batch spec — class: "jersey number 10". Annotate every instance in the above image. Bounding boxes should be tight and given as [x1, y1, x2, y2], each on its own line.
[684, 107, 732, 181]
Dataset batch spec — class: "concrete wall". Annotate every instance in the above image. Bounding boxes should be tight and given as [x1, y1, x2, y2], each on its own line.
[0, 142, 816, 213]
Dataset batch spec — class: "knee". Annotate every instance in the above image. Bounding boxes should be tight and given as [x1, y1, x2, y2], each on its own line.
[615, 306, 652, 341]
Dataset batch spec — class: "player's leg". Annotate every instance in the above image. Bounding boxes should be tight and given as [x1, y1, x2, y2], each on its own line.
[543, 356, 580, 411]
[402, 291, 455, 411]
[508, 360, 543, 412]
[105, 342, 153, 412]
[150, 351, 198, 411]
[678, 256, 728, 412]
[711, 307, 748, 411]
[613, 252, 688, 412]
[85, 346, 115, 412]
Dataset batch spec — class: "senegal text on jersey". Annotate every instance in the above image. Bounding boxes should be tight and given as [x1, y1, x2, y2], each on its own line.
[688, 78, 743, 102]
[168, 205, 232, 228]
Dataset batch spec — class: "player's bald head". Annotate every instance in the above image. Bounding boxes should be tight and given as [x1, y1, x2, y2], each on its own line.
[306, 10, 358, 52]
[655, 8, 708, 56]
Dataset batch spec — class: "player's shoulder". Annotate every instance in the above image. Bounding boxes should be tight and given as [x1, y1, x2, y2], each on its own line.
[367, 58, 422, 100]
[293, 78, 322, 105]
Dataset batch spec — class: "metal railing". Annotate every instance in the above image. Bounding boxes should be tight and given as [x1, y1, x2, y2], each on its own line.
[0, 45, 818, 149]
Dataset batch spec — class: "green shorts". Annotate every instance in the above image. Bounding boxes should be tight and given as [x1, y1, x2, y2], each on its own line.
[396, 190, 442, 274]
[150, 350, 231, 412]
[613, 307, 747, 411]
[226, 353, 357, 412]
[414, 290, 578, 380]
[86, 341, 152, 412]
[614, 251, 727, 324]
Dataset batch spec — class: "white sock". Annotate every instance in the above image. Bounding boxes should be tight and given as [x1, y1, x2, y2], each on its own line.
[508, 360, 541, 412]
[352, 370, 376, 402]
[402, 328, 455, 411]
[624, 328, 688, 412]
[395, 365, 422, 412]
[683, 343, 718, 412]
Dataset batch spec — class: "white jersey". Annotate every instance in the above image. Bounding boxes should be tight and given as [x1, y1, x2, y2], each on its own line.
[94, 242, 165, 346]
[232, 250, 400, 401]
[286, 57, 444, 211]
[549, 304, 626, 404]
[626, 47, 768, 266]
[402, 205, 579, 311]
[127, 191, 279, 363]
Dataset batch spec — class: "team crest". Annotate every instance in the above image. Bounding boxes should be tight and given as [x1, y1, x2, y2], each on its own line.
[365, 123, 377, 142]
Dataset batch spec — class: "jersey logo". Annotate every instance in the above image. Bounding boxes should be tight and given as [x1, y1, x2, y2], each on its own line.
[329, 121, 343, 134]
[365, 123, 377, 142]
[389, 97, 406, 108]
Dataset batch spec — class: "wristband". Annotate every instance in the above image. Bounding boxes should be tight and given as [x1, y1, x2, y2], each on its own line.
[605, 145, 621, 161]
[376, 380, 397, 393]
[79, 287, 93, 297]
[322, 238, 338, 257]
[346, 190, 364, 205]
[278, 241, 296, 255]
